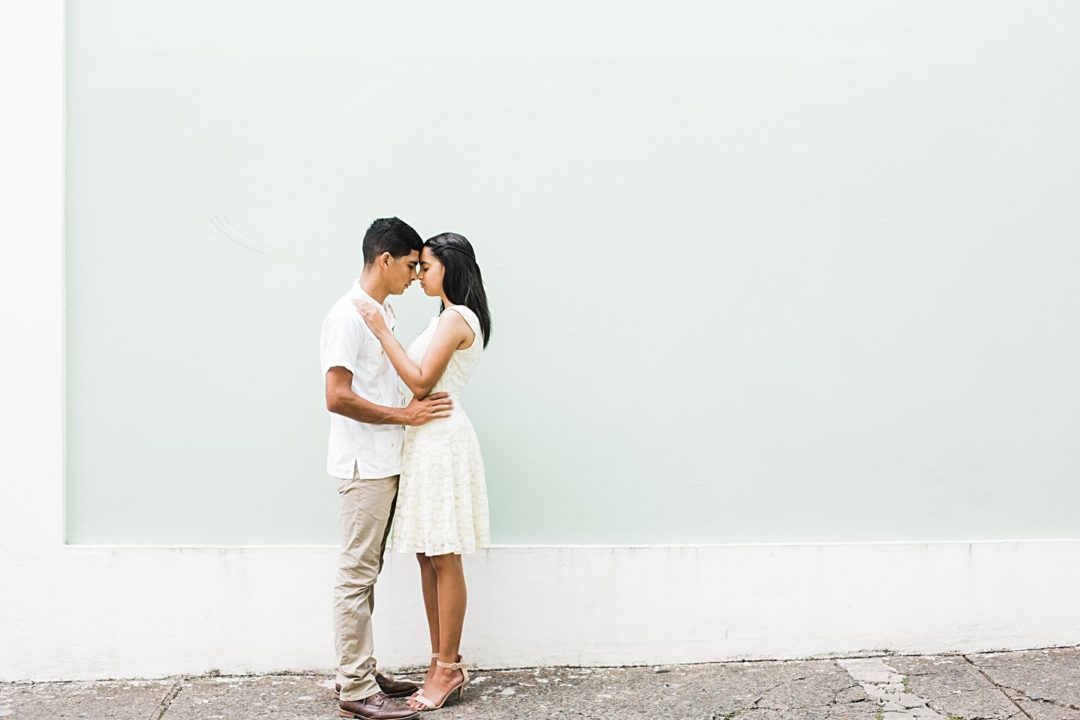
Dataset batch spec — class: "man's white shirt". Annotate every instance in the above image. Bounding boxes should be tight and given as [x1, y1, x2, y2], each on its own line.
[320, 281, 406, 479]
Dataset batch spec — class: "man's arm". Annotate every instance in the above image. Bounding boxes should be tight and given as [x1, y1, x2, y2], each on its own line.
[325, 367, 453, 426]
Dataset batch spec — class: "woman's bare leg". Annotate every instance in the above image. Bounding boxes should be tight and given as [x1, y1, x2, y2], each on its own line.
[408, 553, 467, 709]
[417, 553, 440, 688]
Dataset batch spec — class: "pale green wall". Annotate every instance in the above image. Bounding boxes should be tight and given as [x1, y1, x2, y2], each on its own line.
[67, 0, 1080, 544]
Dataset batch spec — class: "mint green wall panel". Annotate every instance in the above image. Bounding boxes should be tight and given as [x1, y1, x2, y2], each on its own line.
[66, 0, 1080, 544]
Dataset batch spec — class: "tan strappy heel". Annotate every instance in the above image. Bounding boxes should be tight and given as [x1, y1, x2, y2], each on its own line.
[411, 659, 470, 711]
[407, 653, 451, 700]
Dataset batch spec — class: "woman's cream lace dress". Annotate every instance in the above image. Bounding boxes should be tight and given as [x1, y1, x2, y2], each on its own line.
[390, 305, 490, 556]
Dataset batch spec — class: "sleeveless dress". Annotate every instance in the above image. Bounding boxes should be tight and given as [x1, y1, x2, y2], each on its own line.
[389, 305, 491, 556]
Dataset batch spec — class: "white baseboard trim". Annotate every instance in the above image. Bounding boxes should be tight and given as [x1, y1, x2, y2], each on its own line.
[2, 540, 1078, 681]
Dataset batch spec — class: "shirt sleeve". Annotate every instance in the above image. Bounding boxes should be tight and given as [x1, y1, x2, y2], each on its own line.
[320, 311, 364, 376]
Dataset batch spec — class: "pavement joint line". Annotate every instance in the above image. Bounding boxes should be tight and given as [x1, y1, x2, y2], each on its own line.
[147, 676, 184, 720]
[961, 656, 1080, 714]
[960, 655, 1034, 720]
[1007, 692, 1080, 714]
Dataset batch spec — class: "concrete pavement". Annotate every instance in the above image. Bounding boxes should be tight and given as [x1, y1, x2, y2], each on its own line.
[2, 647, 1077, 719]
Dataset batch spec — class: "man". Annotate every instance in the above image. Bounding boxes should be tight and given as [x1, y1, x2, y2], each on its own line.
[320, 217, 454, 720]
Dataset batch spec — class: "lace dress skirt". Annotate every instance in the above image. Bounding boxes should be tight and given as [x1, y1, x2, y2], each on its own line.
[389, 406, 491, 556]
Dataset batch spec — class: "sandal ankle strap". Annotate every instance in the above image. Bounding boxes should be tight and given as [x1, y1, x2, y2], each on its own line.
[436, 660, 468, 670]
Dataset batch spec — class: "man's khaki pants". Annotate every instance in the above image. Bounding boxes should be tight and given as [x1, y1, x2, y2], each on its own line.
[334, 472, 398, 702]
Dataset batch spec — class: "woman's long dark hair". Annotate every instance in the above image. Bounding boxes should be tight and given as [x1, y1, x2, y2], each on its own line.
[425, 232, 492, 348]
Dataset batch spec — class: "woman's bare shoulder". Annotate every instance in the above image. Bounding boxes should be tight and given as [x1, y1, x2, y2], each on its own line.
[439, 306, 477, 345]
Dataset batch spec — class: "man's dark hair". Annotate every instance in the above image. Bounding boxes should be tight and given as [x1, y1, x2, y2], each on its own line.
[362, 217, 423, 265]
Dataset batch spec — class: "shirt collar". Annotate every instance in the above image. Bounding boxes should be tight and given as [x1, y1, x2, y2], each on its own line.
[350, 281, 396, 326]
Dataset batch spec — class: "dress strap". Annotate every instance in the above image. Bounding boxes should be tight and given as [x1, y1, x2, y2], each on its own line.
[444, 305, 483, 344]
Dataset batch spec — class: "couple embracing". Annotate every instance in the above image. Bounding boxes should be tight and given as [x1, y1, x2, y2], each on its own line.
[319, 218, 492, 719]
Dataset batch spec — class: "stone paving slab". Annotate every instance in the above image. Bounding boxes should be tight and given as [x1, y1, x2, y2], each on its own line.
[159, 660, 876, 720]
[1010, 700, 1080, 720]
[5, 650, 1080, 720]
[887, 655, 1023, 720]
[840, 657, 945, 718]
[0, 678, 176, 720]
[969, 648, 1080, 720]
[167, 675, 334, 720]
[265, 661, 874, 720]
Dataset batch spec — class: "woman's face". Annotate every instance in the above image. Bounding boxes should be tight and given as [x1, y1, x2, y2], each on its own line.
[418, 246, 444, 297]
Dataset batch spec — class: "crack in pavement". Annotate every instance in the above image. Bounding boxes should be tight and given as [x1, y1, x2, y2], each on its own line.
[148, 677, 183, 720]
[961, 655, 1035, 720]
[965, 672, 1080, 712]
[838, 657, 946, 718]
[746, 674, 871, 715]
[963, 656, 1080, 712]
[1008, 693, 1080, 714]
[748, 678, 790, 710]
[825, 680, 872, 715]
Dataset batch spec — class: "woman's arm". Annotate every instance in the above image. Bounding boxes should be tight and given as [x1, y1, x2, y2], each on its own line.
[355, 302, 473, 398]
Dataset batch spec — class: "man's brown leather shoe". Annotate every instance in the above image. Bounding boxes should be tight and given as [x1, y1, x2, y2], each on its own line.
[376, 673, 420, 698]
[335, 674, 419, 701]
[338, 691, 419, 719]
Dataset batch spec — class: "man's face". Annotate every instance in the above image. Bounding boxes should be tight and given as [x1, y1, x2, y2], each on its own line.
[386, 250, 420, 295]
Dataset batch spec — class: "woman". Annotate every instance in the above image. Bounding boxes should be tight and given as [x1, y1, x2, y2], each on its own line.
[353, 232, 492, 712]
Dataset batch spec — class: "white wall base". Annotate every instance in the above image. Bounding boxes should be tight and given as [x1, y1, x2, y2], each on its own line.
[2, 540, 1078, 682]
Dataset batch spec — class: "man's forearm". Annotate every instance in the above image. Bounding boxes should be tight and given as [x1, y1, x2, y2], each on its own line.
[330, 392, 407, 426]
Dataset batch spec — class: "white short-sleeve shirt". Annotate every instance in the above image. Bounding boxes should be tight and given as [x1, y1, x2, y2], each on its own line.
[320, 281, 406, 479]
